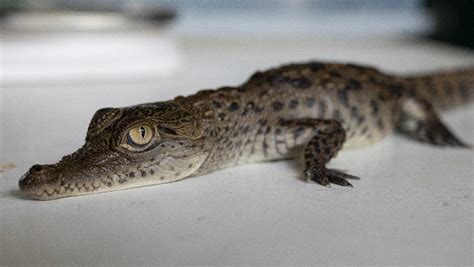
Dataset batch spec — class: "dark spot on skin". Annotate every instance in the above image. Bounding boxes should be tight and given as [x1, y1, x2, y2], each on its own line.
[212, 100, 222, 108]
[107, 182, 113, 187]
[233, 132, 239, 138]
[275, 129, 282, 134]
[324, 147, 331, 155]
[308, 62, 325, 72]
[119, 179, 126, 184]
[294, 126, 305, 140]
[129, 172, 135, 178]
[370, 99, 379, 115]
[347, 63, 376, 72]
[268, 73, 289, 85]
[332, 109, 341, 119]
[141, 171, 146, 177]
[258, 90, 269, 97]
[305, 97, 316, 108]
[218, 112, 226, 121]
[360, 126, 368, 134]
[236, 87, 247, 92]
[219, 87, 240, 95]
[350, 107, 358, 118]
[292, 77, 312, 89]
[357, 115, 365, 125]
[150, 169, 155, 175]
[161, 144, 165, 148]
[329, 70, 342, 78]
[272, 101, 284, 111]
[388, 83, 404, 96]
[367, 75, 377, 83]
[242, 125, 250, 134]
[338, 90, 349, 106]
[377, 92, 389, 102]
[262, 141, 269, 156]
[254, 106, 264, 113]
[265, 126, 272, 134]
[258, 119, 268, 126]
[250, 71, 264, 80]
[314, 142, 321, 150]
[160, 176, 164, 180]
[228, 102, 240, 111]
[345, 79, 362, 90]
[289, 99, 299, 109]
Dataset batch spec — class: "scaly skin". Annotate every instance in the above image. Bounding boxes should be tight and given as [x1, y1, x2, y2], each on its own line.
[18, 62, 473, 200]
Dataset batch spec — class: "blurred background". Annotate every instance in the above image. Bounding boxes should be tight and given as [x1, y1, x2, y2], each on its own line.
[1, 0, 473, 87]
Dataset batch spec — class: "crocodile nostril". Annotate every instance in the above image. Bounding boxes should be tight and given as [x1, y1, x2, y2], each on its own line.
[31, 164, 43, 172]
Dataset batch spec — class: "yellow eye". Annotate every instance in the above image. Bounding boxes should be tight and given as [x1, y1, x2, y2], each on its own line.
[127, 125, 153, 146]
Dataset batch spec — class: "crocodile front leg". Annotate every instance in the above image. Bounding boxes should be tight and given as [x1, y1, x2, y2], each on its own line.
[280, 118, 360, 187]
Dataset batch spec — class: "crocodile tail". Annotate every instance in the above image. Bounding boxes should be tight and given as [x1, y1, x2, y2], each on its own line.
[404, 67, 474, 111]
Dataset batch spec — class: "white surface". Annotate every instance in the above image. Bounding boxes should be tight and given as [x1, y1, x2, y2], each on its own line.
[1, 36, 474, 266]
[2, 31, 180, 86]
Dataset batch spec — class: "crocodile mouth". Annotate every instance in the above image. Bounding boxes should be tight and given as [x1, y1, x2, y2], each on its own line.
[19, 166, 148, 200]
[19, 168, 109, 200]
[19, 153, 208, 200]
[19, 178, 104, 200]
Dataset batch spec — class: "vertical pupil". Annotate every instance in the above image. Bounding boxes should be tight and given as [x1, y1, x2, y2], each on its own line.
[139, 126, 146, 138]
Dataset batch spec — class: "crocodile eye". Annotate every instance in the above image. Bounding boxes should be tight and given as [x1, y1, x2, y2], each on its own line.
[127, 125, 153, 146]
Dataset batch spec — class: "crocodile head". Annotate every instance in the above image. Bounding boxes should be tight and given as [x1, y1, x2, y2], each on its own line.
[19, 101, 210, 200]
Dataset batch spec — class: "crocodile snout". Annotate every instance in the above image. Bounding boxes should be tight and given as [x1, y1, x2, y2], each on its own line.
[19, 164, 58, 192]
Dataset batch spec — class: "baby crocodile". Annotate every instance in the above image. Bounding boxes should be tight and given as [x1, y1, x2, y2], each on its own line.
[19, 61, 473, 200]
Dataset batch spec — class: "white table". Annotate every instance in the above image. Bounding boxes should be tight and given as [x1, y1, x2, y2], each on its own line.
[1, 35, 473, 265]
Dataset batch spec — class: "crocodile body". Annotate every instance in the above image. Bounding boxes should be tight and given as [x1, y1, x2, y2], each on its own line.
[19, 62, 473, 200]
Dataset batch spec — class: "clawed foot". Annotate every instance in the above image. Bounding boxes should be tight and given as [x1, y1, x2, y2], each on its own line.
[421, 120, 471, 148]
[399, 117, 471, 148]
[305, 167, 360, 187]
